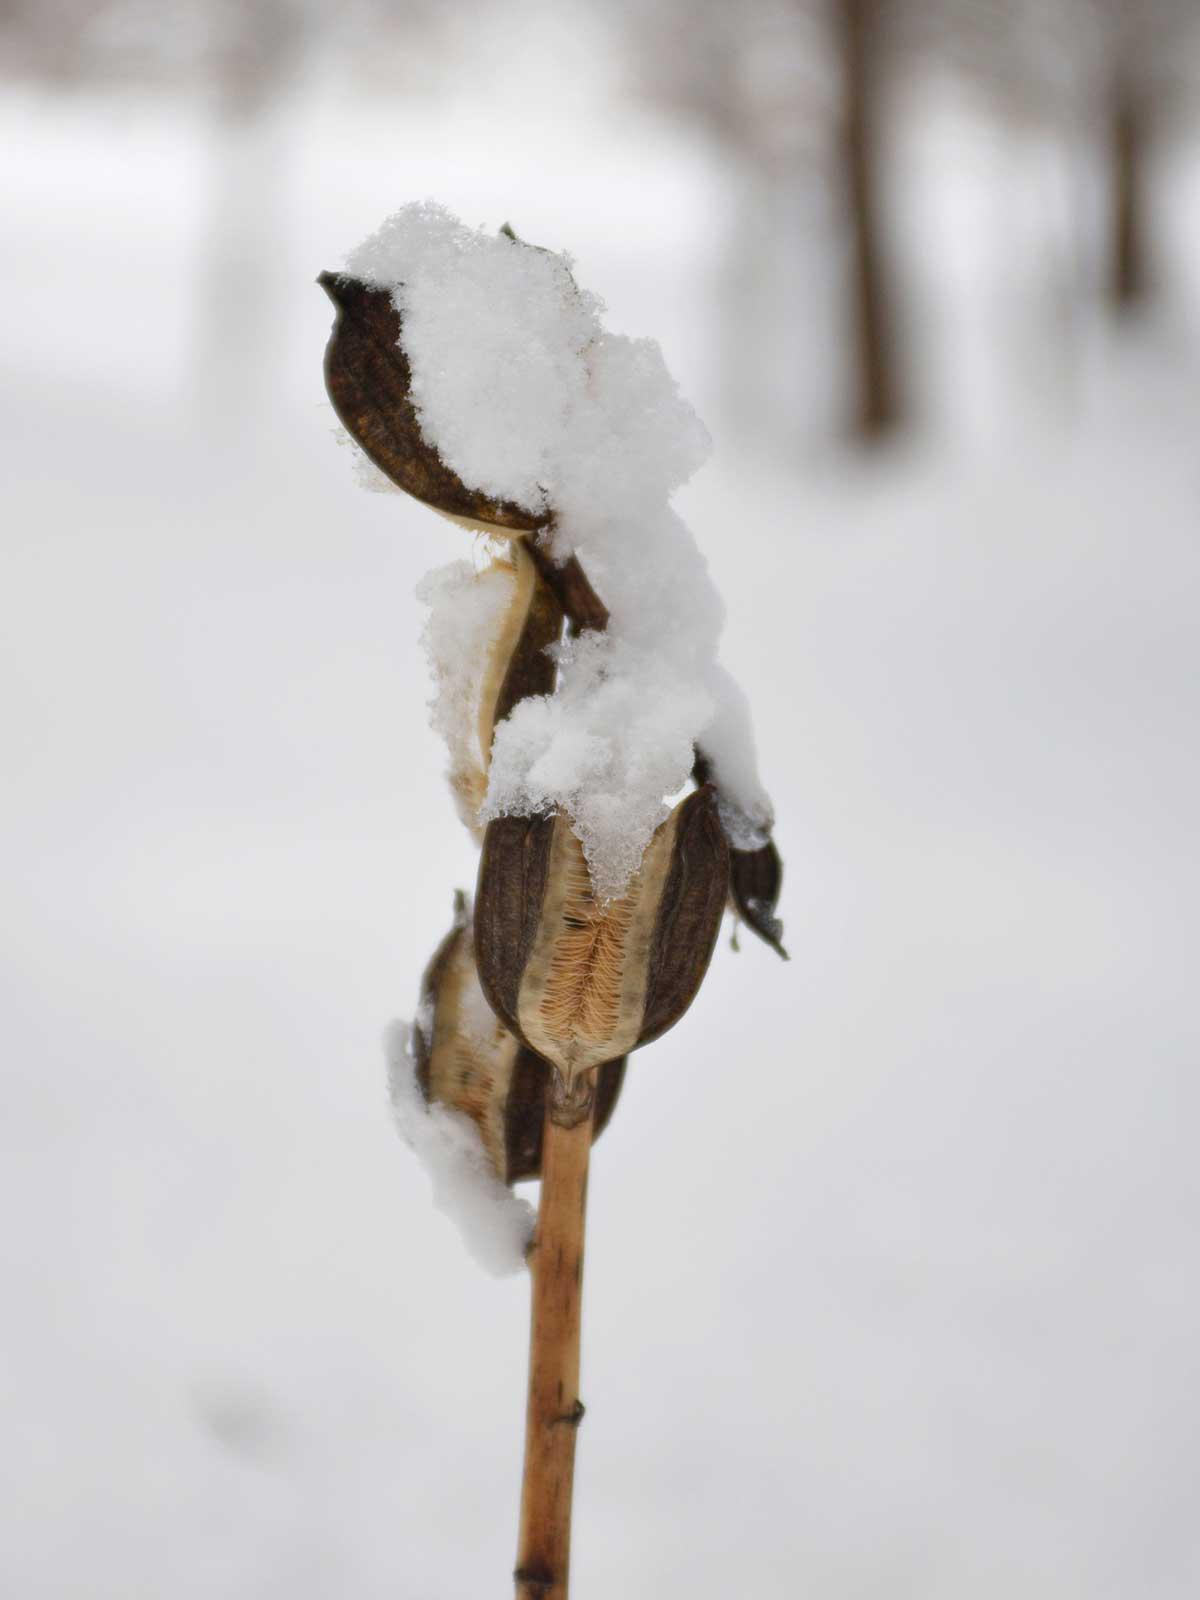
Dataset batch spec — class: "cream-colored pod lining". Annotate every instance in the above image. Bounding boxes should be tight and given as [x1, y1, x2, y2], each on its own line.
[515, 807, 683, 1085]
[474, 541, 541, 776]
[434, 509, 528, 540]
[427, 928, 522, 1179]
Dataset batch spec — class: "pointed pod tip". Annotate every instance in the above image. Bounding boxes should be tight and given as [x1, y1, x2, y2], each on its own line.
[728, 838, 786, 959]
[317, 270, 349, 308]
[684, 781, 723, 825]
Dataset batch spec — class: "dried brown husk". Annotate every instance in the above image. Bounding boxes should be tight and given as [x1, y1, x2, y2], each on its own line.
[690, 752, 786, 958]
[728, 838, 786, 957]
[412, 893, 624, 1184]
[474, 787, 730, 1086]
[319, 271, 542, 534]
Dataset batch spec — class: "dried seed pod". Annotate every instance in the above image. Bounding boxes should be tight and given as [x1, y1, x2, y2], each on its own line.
[474, 787, 730, 1086]
[482, 543, 563, 767]
[413, 893, 625, 1184]
[729, 837, 786, 958]
[318, 271, 542, 534]
[432, 542, 563, 840]
[691, 751, 786, 959]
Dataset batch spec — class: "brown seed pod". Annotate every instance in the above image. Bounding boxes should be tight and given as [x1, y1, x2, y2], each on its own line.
[319, 271, 542, 535]
[320, 269, 608, 623]
[474, 787, 730, 1087]
[412, 892, 625, 1184]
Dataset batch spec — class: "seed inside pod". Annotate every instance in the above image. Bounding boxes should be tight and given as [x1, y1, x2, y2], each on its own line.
[412, 893, 625, 1184]
[474, 787, 730, 1086]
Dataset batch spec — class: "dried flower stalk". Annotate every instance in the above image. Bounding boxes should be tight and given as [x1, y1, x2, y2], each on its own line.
[513, 1070, 594, 1600]
[476, 791, 727, 1598]
[319, 248, 775, 1599]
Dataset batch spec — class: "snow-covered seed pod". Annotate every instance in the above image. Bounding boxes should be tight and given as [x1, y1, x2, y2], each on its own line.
[320, 259, 785, 959]
[473, 788, 729, 1088]
[413, 893, 625, 1184]
[319, 270, 542, 534]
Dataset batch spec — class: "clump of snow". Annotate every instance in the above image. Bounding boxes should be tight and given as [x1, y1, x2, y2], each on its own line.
[347, 201, 771, 895]
[346, 203, 710, 522]
[384, 1020, 534, 1277]
[700, 666, 775, 851]
[417, 556, 516, 835]
[484, 630, 713, 900]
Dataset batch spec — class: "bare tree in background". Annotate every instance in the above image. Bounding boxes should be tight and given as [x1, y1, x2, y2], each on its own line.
[1088, 0, 1199, 313]
[833, 0, 897, 436]
[614, 2, 825, 443]
[624, 0, 911, 445]
[1, 0, 447, 416]
[949, 0, 1200, 318]
[619, 0, 1006, 447]
[3, 0, 309, 414]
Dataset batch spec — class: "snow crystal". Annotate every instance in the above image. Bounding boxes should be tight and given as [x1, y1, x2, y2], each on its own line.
[384, 1020, 534, 1277]
[347, 202, 770, 895]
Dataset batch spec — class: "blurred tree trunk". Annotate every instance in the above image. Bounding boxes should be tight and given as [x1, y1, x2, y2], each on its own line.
[835, 0, 899, 440]
[192, 92, 289, 421]
[190, 0, 299, 430]
[1108, 78, 1148, 310]
[718, 162, 815, 449]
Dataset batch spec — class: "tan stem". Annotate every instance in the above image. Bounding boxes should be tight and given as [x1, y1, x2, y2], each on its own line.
[514, 1070, 595, 1600]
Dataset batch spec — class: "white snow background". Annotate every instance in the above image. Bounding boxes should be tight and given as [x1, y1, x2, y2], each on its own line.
[3, 19, 1200, 1599]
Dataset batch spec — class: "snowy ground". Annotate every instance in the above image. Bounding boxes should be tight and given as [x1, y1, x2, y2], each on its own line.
[3, 58, 1199, 1600]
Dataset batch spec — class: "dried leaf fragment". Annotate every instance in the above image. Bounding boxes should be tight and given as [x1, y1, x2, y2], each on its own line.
[692, 751, 786, 958]
[474, 788, 729, 1086]
[729, 838, 787, 958]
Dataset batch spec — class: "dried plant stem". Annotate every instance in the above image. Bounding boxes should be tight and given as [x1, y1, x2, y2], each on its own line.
[514, 1070, 596, 1600]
